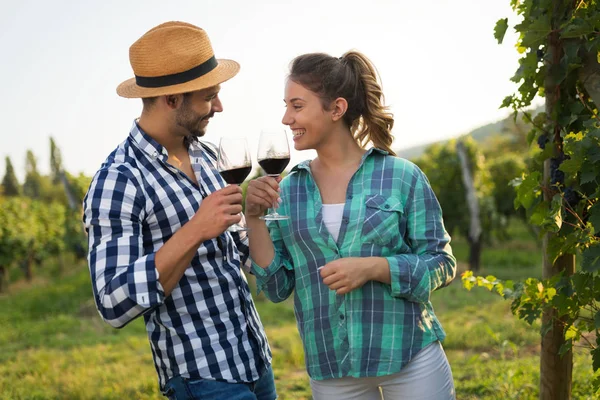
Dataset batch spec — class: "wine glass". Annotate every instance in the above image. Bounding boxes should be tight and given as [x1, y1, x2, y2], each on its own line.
[217, 137, 252, 232]
[257, 130, 291, 221]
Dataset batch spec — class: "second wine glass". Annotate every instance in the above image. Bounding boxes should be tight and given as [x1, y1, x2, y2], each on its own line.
[257, 130, 290, 221]
[217, 137, 252, 232]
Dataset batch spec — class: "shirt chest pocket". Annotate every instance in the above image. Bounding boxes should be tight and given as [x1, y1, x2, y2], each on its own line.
[361, 194, 404, 247]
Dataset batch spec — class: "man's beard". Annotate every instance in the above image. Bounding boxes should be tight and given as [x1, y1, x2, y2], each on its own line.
[183, 134, 198, 149]
[176, 104, 214, 147]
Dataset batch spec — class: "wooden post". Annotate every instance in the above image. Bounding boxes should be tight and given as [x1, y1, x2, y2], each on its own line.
[0, 266, 5, 293]
[456, 141, 482, 271]
[539, 4, 575, 396]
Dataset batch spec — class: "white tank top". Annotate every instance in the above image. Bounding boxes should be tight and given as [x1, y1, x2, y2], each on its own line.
[321, 203, 345, 242]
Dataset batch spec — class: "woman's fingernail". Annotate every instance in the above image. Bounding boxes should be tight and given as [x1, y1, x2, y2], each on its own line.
[277, 197, 283, 204]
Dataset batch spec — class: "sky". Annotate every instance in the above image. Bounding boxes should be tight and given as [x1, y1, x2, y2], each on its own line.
[0, 0, 530, 181]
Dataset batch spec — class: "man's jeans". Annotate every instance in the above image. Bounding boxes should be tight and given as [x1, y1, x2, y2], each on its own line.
[162, 365, 277, 400]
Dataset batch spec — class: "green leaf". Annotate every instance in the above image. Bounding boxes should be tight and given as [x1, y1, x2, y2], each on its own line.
[569, 103, 585, 115]
[515, 172, 541, 209]
[588, 145, 600, 163]
[494, 18, 509, 44]
[527, 129, 537, 146]
[581, 166, 598, 185]
[520, 16, 551, 47]
[586, 36, 600, 52]
[582, 244, 600, 273]
[560, 17, 595, 39]
[462, 270, 475, 291]
[595, 311, 600, 330]
[501, 95, 514, 109]
[559, 340, 573, 356]
[593, 346, 600, 372]
[547, 235, 566, 265]
[589, 203, 600, 233]
[559, 158, 583, 174]
[564, 324, 579, 341]
[530, 201, 549, 226]
[549, 195, 563, 232]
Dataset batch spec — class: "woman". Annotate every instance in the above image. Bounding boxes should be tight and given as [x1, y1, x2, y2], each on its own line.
[245, 51, 456, 400]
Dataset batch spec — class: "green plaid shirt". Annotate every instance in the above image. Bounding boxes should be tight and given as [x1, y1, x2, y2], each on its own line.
[251, 148, 456, 380]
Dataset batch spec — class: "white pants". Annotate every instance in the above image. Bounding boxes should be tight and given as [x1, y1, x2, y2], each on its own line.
[309, 341, 455, 400]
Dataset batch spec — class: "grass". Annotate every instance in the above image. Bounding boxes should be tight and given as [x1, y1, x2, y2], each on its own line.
[0, 219, 598, 399]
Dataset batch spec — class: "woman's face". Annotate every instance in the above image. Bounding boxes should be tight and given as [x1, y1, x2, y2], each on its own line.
[282, 79, 334, 151]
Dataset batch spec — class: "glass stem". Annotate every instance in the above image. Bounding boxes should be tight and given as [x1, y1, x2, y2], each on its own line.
[269, 174, 279, 215]
[271, 201, 278, 216]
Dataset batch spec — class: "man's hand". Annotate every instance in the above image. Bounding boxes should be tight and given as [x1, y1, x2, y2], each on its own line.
[245, 176, 280, 219]
[320, 257, 390, 295]
[192, 185, 243, 240]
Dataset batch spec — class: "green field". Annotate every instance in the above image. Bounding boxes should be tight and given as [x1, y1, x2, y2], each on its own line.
[0, 221, 597, 399]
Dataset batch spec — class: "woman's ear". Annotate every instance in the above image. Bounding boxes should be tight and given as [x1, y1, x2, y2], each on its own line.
[331, 97, 348, 122]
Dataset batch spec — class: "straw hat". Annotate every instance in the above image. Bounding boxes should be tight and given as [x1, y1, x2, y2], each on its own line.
[116, 21, 240, 98]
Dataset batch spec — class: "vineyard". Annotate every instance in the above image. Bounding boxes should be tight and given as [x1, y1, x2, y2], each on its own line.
[0, 0, 599, 398]
[0, 139, 88, 292]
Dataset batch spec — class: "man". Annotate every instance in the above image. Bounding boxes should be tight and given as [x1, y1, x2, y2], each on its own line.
[83, 21, 276, 400]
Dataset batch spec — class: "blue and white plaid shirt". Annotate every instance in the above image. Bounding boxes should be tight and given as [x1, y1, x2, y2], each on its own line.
[83, 121, 271, 390]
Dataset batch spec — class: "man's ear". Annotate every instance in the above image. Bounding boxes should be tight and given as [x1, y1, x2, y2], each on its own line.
[330, 97, 348, 122]
[163, 94, 183, 110]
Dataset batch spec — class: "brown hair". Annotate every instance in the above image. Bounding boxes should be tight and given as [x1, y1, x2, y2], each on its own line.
[288, 51, 396, 156]
[141, 96, 158, 109]
[141, 92, 193, 111]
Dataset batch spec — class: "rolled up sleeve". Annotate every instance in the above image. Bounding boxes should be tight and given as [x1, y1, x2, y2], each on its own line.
[84, 167, 165, 328]
[250, 221, 295, 303]
[387, 168, 456, 303]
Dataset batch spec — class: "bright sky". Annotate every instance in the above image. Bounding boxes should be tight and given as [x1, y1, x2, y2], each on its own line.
[0, 0, 527, 181]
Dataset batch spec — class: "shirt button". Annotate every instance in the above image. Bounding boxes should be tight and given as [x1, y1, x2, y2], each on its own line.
[340, 314, 345, 320]
[384, 204, 390, 209]
[347, 194, 353, 200]
[342, 218, 349, 224]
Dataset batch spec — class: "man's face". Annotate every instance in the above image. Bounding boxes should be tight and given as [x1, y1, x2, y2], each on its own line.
[175, 85, 223, 138]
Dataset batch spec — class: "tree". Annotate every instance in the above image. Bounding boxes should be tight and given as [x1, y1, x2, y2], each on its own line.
[23, 150, 43, 199]
[464, 1, 600, 397]
[487, 153, 528, 238]
[66, 172, 92, 205]
[1, 156, 20, 197]
[50, 137, 63, 184]
[416, 136, 496, 270]
[49, 137, 78, 209]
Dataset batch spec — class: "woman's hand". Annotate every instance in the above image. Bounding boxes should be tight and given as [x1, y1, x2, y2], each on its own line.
[319, 257, 390, 295]
[245, 176, 281, 219]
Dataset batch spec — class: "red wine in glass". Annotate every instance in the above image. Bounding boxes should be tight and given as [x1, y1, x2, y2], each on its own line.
[220, 166, 252, 185]
[258, 158, 290, 175]
[257, 130, 291, 221]
[217, 138, 252, 232]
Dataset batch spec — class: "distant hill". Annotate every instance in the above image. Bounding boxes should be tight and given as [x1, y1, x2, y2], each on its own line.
[394, 119, 506, 160]
[395, 106, 543, 160]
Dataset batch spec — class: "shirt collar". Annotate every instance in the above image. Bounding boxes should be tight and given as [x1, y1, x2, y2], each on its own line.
[290, 147, 388, 173]
[129, 120, 169, 161]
